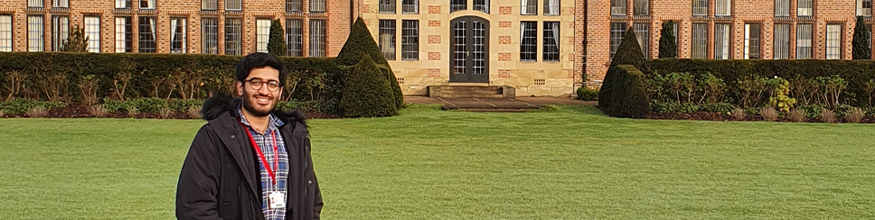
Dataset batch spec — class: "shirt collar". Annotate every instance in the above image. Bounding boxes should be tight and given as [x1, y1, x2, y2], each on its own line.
[237, 104, 285, 132]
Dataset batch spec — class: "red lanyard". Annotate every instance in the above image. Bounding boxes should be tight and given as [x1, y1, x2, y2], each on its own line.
[240, 122, 279, 186]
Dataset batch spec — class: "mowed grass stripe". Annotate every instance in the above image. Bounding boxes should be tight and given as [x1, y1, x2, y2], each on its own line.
[0, 105, 872, 219]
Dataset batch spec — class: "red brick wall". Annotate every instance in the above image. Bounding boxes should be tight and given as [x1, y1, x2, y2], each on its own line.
[0, 0, 351, 56]
[586, 0, 867, 82]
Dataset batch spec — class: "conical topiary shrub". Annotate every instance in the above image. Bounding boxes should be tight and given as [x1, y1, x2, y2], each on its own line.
[853, 16, 871, 60]
[600, 27, 648, 111]
[338, 55, 398, 118]
[336, 17, 403, 109]
[267, 19, 286, 57]
[658, 21, 677, 59]
[336, 18, 389, 66]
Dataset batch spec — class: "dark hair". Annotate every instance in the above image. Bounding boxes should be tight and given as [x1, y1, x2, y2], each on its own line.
[235, 52, 288, 86]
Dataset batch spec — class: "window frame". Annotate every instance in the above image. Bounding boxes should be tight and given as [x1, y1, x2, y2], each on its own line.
[521, 0, 538, 15]
[611, 0, 626, 16]
[310, 0, 326, 13]
[543, 21, 560, 62]
[715, 0, 731, 17]
[798, 0, 813, 17]
[402, 0, 419, 14]
[224, 18, 242, 56]
[52, 16, 69, 52]
[169, 17, 186, 54]
[115, 16, 132, 53]
[255, 19, 271, 53]
[201, 17, 218, 54]
[202, 0, 218, 10]
[286, 19, 303, 56]
[379, 20, 396, 60]
[610, 22, 626, 59]
[380, 0, 396, 14]
[633, 0, 648, 16]
[451, 0, 466, 12]
[634, 23, 649, 58]
[825, 24, 842, 60]
[773, 23, 790, 60]
[544, 0, 559, 16]
[691, 23, 707, 59]
[225, 0, 242, 11]
[29, 0, 44, 8]
[744, 23, 761, 59]
[520, 21, 537, 62]
[286, 0, 302, 12]
[53, 0, 69, 8]
[28, 15, 43, 52]
[309, 19, 326, 57]
[0, 15, 13, 52]
[138, 16, 157, 53]
[473, 0, 489, 13]
[714, 23, 730, 60]
[401, 20, 419, 60]
[859, 0, 873, 17]
[775, 0, 790, 17]
[692, 0, 708, 17]
[140, 0, 156, 9]
[796, 23, 813, 59]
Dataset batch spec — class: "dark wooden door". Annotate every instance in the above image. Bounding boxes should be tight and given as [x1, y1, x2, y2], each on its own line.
[449, 17, 489, 83]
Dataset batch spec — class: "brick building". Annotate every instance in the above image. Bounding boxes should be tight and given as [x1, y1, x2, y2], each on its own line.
[0, 0, 873, 97]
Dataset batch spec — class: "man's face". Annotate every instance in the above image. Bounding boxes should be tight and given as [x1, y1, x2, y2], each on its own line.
[237, 67, 283, 117]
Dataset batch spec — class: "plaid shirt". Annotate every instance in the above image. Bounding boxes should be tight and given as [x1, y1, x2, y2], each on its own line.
[239, 107, 289, 220]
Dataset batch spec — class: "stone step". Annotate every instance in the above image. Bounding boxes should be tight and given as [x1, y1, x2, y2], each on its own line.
[428, 86, 516, 98]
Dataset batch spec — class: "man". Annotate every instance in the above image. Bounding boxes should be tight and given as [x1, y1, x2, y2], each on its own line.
[176, 52, 323, 220]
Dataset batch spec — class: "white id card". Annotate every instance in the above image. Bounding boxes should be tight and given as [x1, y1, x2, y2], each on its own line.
[269, 192, 286, 209]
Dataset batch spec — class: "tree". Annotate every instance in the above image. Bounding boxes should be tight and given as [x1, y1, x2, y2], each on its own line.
[853, 16, 871, 60]
[267, 19, 286, 57]
[658, 21, 677, 59]
[61, 25, 89, 52]
[600, 28, 648, 114]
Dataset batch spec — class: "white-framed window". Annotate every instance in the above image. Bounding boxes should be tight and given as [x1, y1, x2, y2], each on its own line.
[543, 21, 560, 61]
[610, 22, 626, 59]
[29, 0, 43, 7]
[170, 17, 187, 54]
[544, 0, 559, 15]
[0, 15, 12, 52]
[52, 16, 69, 52]
[634, 23, 649, 58]
[775, 0, 790, 17]
[115, 17, 130, 53]
[256, 19, 271, 53]
[451, 0, 466, 12]
[521, 0, 537, 15]
[798, 0, 813, 17]
[287, 0, 302, 12]
[226, 0, 241, 11]
[474, 0, 488, 13]
[692, 0, 707, 16]
[826, 24, 841, 60]
[140, 0, 156, 9]
[116, 0, 131, 9]
[402, 0, 419, 14]
[202, 18, 218, 54]
[379, 20, 396, 60]
[28, 16, 43, 52]
[138, 17, 156, 53]
[380, 0, 395, 14]
[401, 20, 419, 60]
[744, 23, 761, 59]
[859, 0, 873, 17]
[309, 19, 326, 57]
[773, 23, 790, 59]
[202, 0, 217, 10]
[796, 24, 812, 59]
[224, 18, 241, 55]
[633, 0, 648, 16]
[714, 24, 730, 59]
[716, 0, 731, 17]
[611, 0, 626, 16]
[691, 23, 707, 59]
[310, 0, 326, 12]
[84, 16, 100, 53]
[521, 21, 537, 61]
[53, 0, 69, 8]
[286, 19, 303, 56]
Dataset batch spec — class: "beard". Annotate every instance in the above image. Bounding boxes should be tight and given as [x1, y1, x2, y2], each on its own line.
[241, 91, 276, 117]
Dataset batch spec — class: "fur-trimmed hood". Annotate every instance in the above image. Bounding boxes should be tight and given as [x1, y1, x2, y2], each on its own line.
[201, 93, 306, 126]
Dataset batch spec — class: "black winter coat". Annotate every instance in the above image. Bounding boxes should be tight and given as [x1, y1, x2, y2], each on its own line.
[176, 94, 323, 220]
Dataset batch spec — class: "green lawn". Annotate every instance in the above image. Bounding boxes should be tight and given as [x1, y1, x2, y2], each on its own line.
[1, 105, 873, 219]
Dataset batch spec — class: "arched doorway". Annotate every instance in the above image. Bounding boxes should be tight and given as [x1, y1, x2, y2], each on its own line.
[449, 16, 489, 83]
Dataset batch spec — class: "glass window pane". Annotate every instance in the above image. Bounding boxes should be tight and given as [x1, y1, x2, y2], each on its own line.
[286, 19, 303, 56]
[202, 18, 218, 54]
[402, 20, 418, 60]
[225, 18, 242, 55]
[379, 20, 396, 60]
[826, 25, 841, 59]
[521, 21, 537, 61]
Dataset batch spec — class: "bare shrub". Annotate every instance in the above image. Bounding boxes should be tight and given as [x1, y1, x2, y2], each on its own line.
[821, 109, 837, 123]
[4, 70, 28, 101]
[187, 106, 203, 119]
[0, 109, 5, 117]
[126, 106, 139, 118]
[159, 107, 174, 119]
[844, 107, 864, 123]
[732, 108, 746, 121]
[27, 106, 48, 118]
[88, 105, 108, 117]
[788, 109, 806, 122]
[79, 75, 100, 106]
[759, 107, 778, 122]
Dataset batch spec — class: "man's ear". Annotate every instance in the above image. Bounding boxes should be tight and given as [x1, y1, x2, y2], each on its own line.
[236, 82, 243, 96]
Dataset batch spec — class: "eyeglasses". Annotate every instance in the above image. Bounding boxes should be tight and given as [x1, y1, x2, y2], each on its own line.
[244, 78, 281, 92]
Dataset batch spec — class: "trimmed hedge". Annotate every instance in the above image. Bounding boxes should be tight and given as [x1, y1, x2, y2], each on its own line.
[336, 18, 389, 67]
[603, 65, 651, 118]
[338, 56, 397, 117]
[0, 52, 342, 112]
[648, 59, 875, 107]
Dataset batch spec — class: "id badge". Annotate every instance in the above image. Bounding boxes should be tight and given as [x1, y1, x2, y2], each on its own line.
[269, 191, 286, 209]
